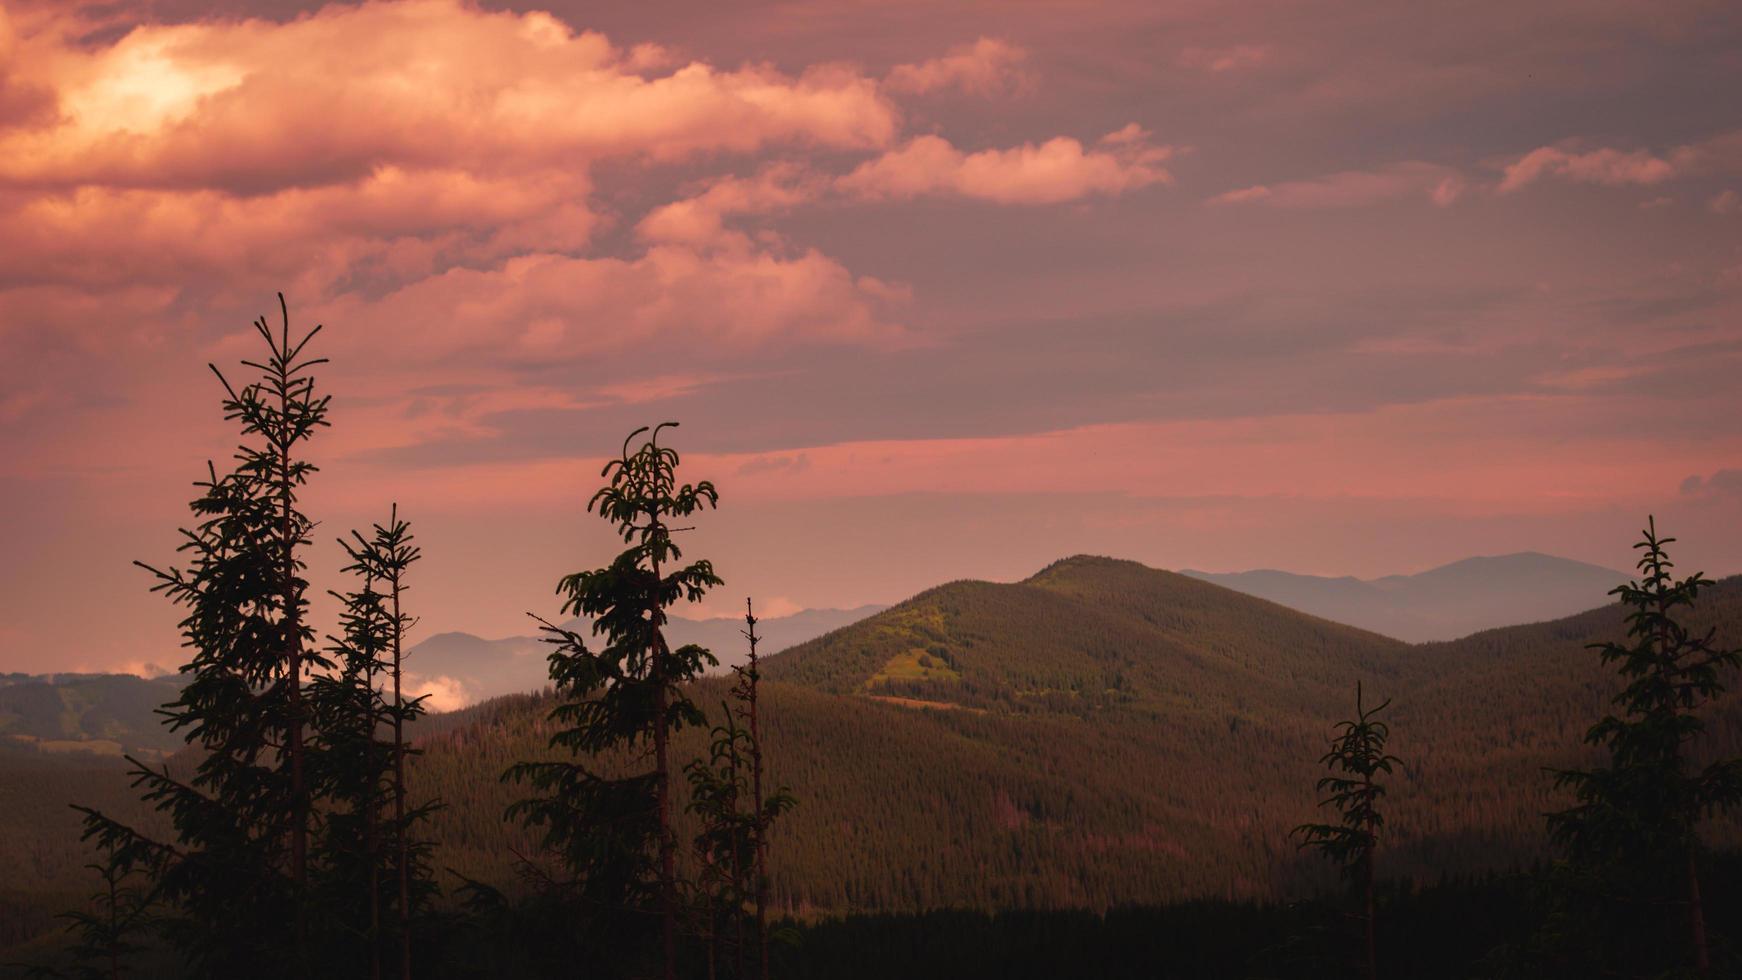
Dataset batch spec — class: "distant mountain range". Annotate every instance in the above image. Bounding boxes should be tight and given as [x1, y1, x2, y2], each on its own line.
[1182, 552, 1627, 642]
[400, 604, 889, 709]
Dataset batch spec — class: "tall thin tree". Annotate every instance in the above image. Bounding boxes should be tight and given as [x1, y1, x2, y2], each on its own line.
[1549, 517, 1742, 975]
[1294, 683, 1401, 980]
[507, 423, 722, 980]
[76, 294, 331, 978]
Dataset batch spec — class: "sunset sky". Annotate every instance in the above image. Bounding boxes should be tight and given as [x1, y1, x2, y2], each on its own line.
[2, 0, 1740, 676]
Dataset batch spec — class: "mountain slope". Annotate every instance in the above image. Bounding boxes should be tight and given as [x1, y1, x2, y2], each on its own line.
[9, 559, 1740, 929]
[1184, 552, 1627, 641]
[407, 559, 1742, 912]
[0, 673, 184, 759]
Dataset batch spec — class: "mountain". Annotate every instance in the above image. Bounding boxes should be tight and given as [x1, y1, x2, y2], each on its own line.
[0, 673, 184, 759]
[1182, 552, 1628, 641]
[7, 557, 1739, 941]
[401, 604, 887, 709]
[405, 557, 1742, 912]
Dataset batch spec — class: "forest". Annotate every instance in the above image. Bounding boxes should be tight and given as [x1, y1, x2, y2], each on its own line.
[3, 298, 1741, 980]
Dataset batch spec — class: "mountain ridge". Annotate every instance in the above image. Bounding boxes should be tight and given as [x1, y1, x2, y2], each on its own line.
[1182, 551, 1628, 642]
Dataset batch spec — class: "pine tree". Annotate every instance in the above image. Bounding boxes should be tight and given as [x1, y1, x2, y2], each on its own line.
[505, 422, 722, 980]
[686, 705, 754, 980]
[313, 507, 436, 979]
[685, 600, 795, 980]
[736, 599, 790, 980]
[56, 841, 155, 980]
[1548, 517, 1742, 975]
[1293, 683, 1401, 980]
[76, 294, 330, 978]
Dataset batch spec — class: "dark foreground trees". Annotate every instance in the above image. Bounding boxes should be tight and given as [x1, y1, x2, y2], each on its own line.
[76, 296, 331, 978]
[686, 599, 794, 980]
[66, 298, 440, 980]
[1546, 517, 1742, 976]
[312, 508, 437, 978]
[1294, 683, 1401, 980]
[506, 422, 722, 980]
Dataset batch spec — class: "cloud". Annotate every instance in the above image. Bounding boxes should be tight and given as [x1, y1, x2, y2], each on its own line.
[1208, 162, 1463, 209]
[317, 246, 908, 367]
[0, 0, 900, 193]
[885, 37, 1029, 96]
[637, 164, 823, 248]
[403, 673, 472, 713]
[839, 125, 1171, 205]
[1680, 469, 1742, 498]
[1711, 190, 1741, 215]
[1178, 44, 1272, 73]
[1497, 131, 1742, 194]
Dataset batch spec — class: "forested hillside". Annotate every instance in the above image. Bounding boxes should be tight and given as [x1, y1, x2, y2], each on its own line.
[405, 560, 1742, 911]
[0, 673, 185, 758]
[7, 559, 1740, 957]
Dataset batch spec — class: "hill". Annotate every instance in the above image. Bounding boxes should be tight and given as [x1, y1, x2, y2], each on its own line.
[1183, 552, 1627, 641]
[6, 557, 1740, 942]
[401, 604, 886, 708]
[0, 673, 185, 760]
[406, 557, 1742, 912]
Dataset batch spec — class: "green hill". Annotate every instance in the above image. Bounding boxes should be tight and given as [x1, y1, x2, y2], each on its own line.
[406, 557, 1742, 913]
[0, 673, 185, 760]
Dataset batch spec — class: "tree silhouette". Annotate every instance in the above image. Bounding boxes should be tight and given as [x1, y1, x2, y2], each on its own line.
[56, 841, 154, 980]
[1548, 517, 1742, 975]
[1294, 683, 1400, 980]
[311, 506, 435, 978]
[506, 422, 722, 980]
[76, 294, 330, 978]
[685, 600, 796, 980]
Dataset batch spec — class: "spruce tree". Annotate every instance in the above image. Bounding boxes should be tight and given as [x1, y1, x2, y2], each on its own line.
[56, 841, 155, 980]
[310, 506, 434, 979]
[506, 422, 722, 980]
[735, 599, 790, 980]
[76, 294, 330, 978]
[685, 600, 796, 980]
[1294, 683, 1401, 980]
[1548, 517, 1742, 975]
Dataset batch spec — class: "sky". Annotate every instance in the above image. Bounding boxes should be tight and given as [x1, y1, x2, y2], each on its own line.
[2, 0, 1740, 676]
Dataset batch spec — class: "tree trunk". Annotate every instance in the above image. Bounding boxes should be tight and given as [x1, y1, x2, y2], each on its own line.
[278, 370, 308, 972]
[652, 530, 676, 980]
[366, 629, 382, 980]
[1688, 843, 1710, 974]
[746, 599, 769, 980]
[1363, 848, 1376, 980]
[393, 567, 411, 980]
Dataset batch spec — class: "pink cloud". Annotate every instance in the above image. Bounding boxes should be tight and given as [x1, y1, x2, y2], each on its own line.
[884, 37, 1029, 96]
[839, 125, 1171, 205]
[1495, 130, 1742, 194]
[1177, 44, 1272, 73]
[637, 164, 823, 248]
[0, 0, 900, 192]
[1711, 190, 1741, 215]
[1498, 145, 1676, 193]
[1208, 162, 1463, 209]
[315, 246, 907, 368]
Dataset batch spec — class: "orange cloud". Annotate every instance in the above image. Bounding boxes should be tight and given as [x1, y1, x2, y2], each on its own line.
[839, 125, 1171, 204]
[0, 0, 899, 192]
[315, 246, 908, 368]
[1209, 162, 1463, 208]
[885, 37, 1030, 96]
